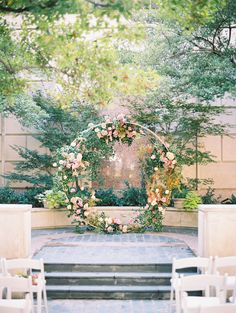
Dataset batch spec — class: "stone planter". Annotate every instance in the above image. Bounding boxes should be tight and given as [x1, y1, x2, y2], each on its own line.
[32, 206, 198, 229]
[198, 204, 236, 261]
[0, 204, 32, 259]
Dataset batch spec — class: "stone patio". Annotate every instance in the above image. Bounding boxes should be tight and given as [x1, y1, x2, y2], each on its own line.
[32, 227, 197, 313]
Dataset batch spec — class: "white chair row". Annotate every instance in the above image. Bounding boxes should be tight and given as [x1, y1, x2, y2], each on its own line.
[0, 258, 48, 313]
[170, 256, 236, 313]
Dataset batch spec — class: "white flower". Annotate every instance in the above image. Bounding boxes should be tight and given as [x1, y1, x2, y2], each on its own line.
[88, 123, 94, 128]
[52, 162, 57, 167]
[101, 123, 107, 129]
[155, 188, 159, 193]
[63, 175, 67, 179]
[151, 155, 156, 160]
[107, 226, 113, 233]
[165, 190, 170, 195]
[122, 225, 128, 233]
[154, 167, 158, 171]
[151, 199, 157, 206]
[98, 217, 104, 222]
[67, 205, 72, 210]
[68, 153, 75, 161]
[172, 160, 177, 165]
[159, 206, 165, 215]
[166, 152, 175, 161]
[95, 128, 100, 133]
[59, 160, 64, 165]
[70, 141, 76, 147]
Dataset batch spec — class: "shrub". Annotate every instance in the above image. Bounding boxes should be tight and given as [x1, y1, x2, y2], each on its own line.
[35, 189, 67, 209]
[0, 187, 44, 207]
[183, 191, 202, 211]
[121, 182, 147, 207]
[95, 188, 120, 206]
[201, 187, 218, 204]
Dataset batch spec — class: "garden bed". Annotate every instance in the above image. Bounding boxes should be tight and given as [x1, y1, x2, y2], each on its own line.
[31, 206, 198, 229]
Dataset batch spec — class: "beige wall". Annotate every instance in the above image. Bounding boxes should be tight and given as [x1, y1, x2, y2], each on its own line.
[0, 114, 48, 188]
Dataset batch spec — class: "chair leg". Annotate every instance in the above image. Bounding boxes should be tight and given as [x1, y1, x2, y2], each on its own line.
[169, 286, 174, 313]
[37, 290, 42, 313]
[175, 289, 181, 313]
[43, 286, 49, 313]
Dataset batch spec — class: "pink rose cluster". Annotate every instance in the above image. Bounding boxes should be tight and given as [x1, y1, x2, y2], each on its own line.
[56, 151, 89, 177]
[70, 196, 91, 225]
[104, 216, 128, 233]
[94, 114, 138, 142]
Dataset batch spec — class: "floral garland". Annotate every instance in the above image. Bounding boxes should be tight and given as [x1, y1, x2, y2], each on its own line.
[54, 114, 180, 233]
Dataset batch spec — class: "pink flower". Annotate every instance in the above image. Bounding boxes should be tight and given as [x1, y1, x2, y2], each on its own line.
[113, 130, 119, 138]
[101, 130, 108, 136]
[71, 197, 83, 208]
[161, 197, 167, 203]
[114, 218, 121, 225]
[70, 188, 76, 193]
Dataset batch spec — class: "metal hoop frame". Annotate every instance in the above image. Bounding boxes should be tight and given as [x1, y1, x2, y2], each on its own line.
[80, 121, 168, 148]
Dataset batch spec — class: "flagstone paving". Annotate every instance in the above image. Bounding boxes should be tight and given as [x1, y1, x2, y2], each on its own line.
[46, 299, 173, 313]
[33, 231, 196, 263]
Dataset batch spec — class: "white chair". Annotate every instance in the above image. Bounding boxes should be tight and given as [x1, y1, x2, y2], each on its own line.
[213, 256, 236, 290]
[228, 275, 236, 304]
[170, 257, 213, 313]
[199, 303, 236, 313]
[2, 258, 48, 313]
[0, 276, 33, 313]
[179, 274, 227, 313]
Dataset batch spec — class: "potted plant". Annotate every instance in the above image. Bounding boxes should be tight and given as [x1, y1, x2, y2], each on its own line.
[172, 184, 189, 210]
[35, 189, 67, 209]
[183, 191, 202, 211]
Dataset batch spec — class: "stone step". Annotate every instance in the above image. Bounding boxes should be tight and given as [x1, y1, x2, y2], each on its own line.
[44, 262, 197, 273]
[46, 285, 171, 300]
[45, 272, 172, 286]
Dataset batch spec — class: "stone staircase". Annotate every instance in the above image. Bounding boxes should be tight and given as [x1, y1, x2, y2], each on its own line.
[45, 262, 196, 300]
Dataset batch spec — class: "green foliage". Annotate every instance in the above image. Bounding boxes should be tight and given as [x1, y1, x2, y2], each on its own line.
[183, 191, 202, 211]
[201, 187, 218, 204]
[172, 184, 189, 199]
[95, 188, 120, 206]
[35, 189, 67, 209]
[155, 0, 227, 30]
[121, 181, 147, 206]
[0, 187, 44, 207]
[0, 0, 156, 109]
[4, 93, 108, 188]
[138, 207, 163, 232]
[126, 5, 232, 170]
[229, 195, 236, 204]
[95, 184, 147, 207]
[221, 194, 236, 204]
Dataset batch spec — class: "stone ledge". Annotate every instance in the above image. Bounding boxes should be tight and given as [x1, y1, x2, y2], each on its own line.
[32, 206, 198, 229]
[0, 204, 32, 212]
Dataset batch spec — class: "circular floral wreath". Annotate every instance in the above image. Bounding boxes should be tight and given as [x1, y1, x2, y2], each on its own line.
[53, 114, 181, 233]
